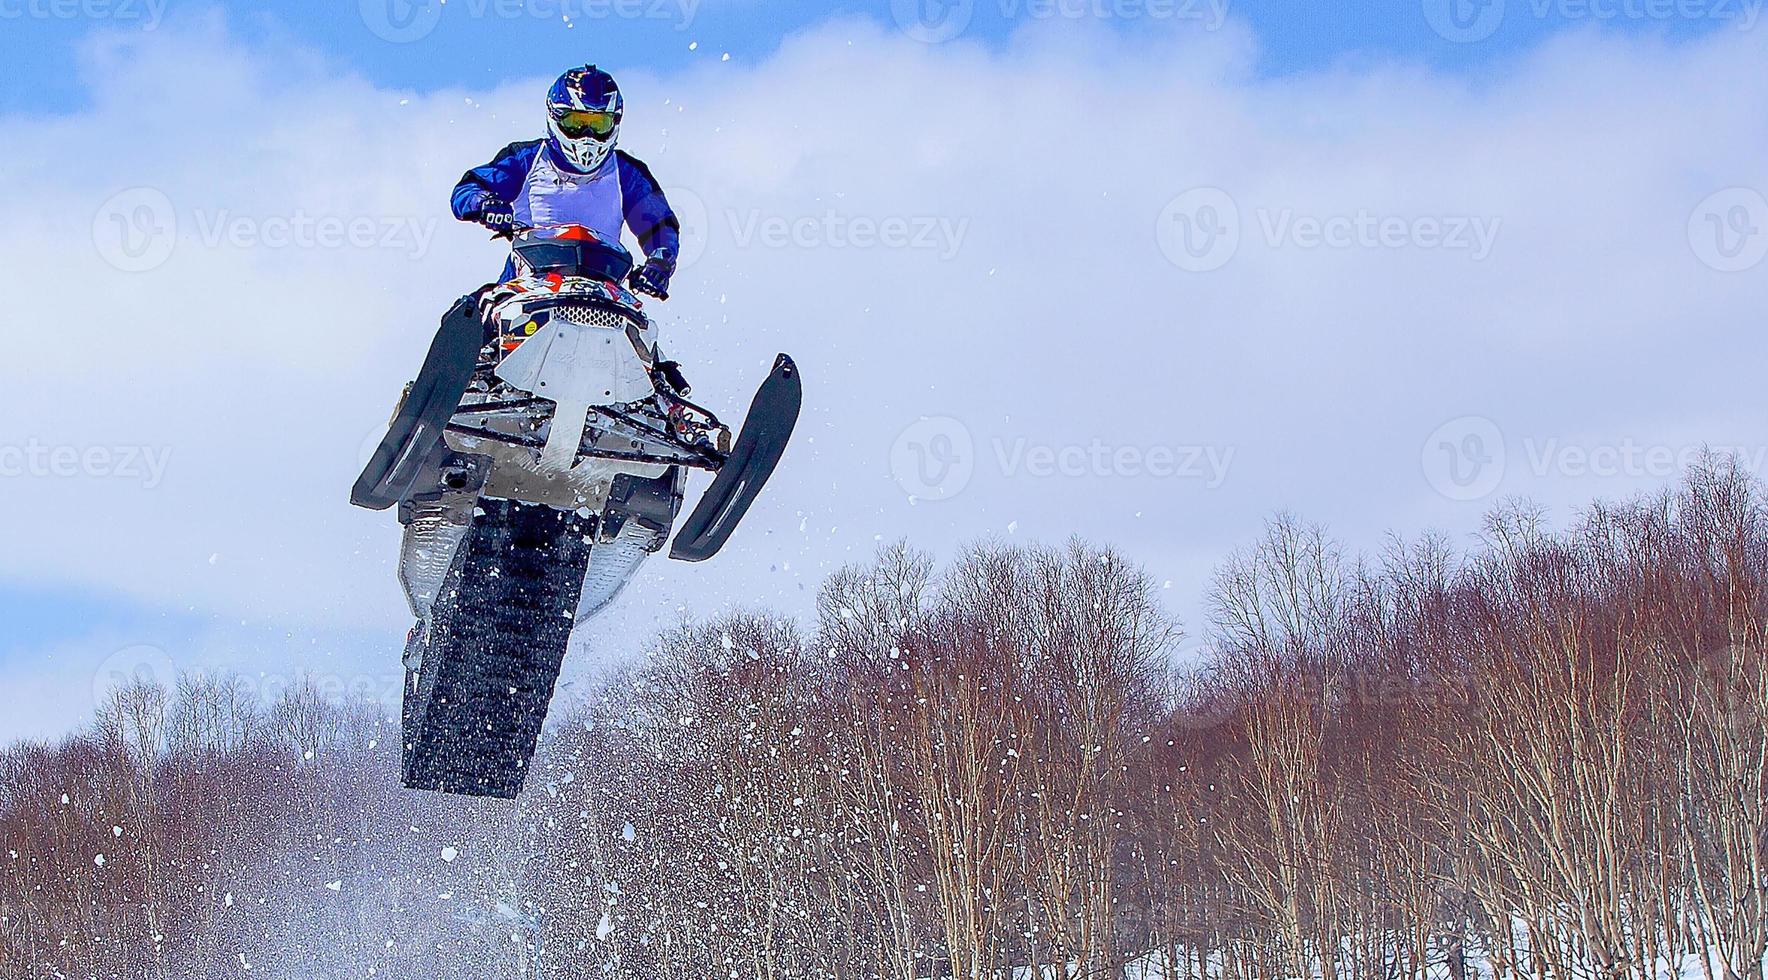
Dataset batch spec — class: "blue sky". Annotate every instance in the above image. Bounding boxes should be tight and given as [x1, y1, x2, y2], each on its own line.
[0, 0, 1748, 114]
[2, 0, 1763, 741]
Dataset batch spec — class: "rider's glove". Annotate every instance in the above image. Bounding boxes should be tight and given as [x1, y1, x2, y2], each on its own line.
[467, 196, 517, 235]
[629, 247, 677, 300]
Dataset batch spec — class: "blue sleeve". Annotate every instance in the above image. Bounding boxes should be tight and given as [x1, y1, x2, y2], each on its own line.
[617, 151, 681, 258]
[451, 141, 540, 221]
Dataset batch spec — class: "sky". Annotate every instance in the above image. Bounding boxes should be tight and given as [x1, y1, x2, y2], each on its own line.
[1, 0, 1764, 742]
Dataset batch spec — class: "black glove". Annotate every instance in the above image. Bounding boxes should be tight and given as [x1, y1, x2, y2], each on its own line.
[467, 195, 517, 236]
[629, 247, 677, 299]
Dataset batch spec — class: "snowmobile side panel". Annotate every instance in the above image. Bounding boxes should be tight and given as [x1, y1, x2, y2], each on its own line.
[669, 354, 801, 562]
[402, 498, 594, 798]
[351, 295, 486, 511]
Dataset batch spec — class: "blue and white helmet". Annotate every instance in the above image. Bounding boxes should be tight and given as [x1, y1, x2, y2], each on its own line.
[546, 65, 623, 173]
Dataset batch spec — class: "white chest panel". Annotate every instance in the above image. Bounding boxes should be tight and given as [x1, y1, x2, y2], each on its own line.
[514, 146, 624, 241]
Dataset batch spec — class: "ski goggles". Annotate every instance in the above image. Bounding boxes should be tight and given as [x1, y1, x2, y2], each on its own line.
[554, 109, 619, 140]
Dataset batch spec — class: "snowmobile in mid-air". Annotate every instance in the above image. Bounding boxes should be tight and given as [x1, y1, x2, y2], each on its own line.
[351, 224, 801, 799]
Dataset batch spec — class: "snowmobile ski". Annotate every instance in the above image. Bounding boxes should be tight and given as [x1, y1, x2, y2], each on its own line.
[670, 354, 802, 562]
[351, 293, 484, 511]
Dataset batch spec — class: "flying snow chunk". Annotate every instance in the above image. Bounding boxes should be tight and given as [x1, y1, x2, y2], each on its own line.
[596, 912, 613, 940]
[622, 822, 636, 842]
[94, 853, 105, 867]
[441, 846, 459, 863]
[325, 881, 342, 892]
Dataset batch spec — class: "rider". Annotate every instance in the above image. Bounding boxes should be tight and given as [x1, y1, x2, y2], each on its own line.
[451, 64, 680, 299]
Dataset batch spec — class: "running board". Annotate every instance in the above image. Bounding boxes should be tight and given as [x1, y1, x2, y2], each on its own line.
[669, 354, 801, 562]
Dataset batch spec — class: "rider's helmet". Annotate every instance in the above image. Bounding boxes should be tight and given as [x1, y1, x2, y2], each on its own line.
[545, 65, 622, 174]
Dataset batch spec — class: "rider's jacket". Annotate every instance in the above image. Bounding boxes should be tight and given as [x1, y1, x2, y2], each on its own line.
[451, 140, 680, 278]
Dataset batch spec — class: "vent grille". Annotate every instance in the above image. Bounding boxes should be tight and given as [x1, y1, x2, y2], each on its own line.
[555, 302, 642, 332]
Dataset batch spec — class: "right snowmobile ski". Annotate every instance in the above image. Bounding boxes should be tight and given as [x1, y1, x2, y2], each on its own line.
[670, 354, 801, 562]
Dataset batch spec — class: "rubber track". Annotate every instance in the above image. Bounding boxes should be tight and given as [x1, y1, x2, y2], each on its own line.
[403, 498, 594, 798]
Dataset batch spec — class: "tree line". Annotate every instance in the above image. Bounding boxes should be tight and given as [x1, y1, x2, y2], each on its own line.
[4, 458, 1766, 979]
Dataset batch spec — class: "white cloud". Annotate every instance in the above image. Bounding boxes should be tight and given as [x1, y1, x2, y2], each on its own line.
[0, 10, 1763, 703]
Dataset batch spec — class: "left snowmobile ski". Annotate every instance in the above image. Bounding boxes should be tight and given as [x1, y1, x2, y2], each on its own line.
[353, 224, 802, 798]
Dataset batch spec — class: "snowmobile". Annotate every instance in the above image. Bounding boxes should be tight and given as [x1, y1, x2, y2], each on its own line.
[351, 224, 800, 798]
